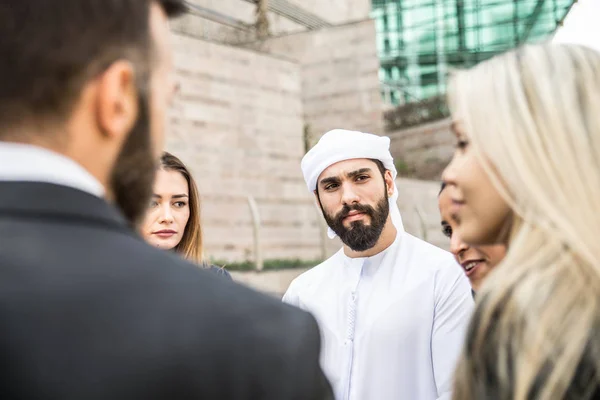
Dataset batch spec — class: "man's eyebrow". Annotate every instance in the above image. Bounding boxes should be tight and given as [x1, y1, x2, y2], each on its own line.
[318, 168, 374, 188]
[347, 168, 372, 178]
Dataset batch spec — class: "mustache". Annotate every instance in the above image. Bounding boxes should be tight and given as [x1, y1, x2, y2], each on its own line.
[335, 203, 376, 221]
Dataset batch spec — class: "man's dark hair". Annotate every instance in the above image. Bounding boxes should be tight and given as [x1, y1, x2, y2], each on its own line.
[370, 159, 387, 180]
[0, 0, 187, 137]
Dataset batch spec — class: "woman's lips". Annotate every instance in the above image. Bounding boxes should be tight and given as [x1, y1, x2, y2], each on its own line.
[461, 259, 484, 277]
[153, 229, 176, 238]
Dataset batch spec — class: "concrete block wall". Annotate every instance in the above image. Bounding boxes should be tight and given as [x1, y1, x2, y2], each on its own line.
[256, 19, 384, 144]
[395, 178, 448, 251]
[387, 118, 454, 180]
[168, 33, 325, 262]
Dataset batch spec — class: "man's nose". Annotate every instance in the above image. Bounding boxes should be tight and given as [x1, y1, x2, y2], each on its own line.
[340, 183, 360, 205]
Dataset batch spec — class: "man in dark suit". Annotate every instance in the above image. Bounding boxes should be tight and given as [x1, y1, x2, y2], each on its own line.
[0, 0, 332, 399]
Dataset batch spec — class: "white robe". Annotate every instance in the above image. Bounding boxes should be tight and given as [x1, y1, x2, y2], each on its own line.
[283, 231, 474, 400]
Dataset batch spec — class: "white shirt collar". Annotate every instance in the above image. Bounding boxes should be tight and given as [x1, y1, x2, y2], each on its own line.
[0, 142, 105, 198]
[340, 230, 400, 263]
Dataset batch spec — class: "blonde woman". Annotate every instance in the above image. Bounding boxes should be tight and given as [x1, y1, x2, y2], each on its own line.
[442, 43, 600, 399]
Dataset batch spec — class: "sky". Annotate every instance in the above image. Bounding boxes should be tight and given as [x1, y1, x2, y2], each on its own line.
[552, 0, 600, 52]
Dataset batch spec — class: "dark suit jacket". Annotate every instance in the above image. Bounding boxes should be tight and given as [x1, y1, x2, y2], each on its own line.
[205, 264, 233, 280]
[0, 182, 332, 400]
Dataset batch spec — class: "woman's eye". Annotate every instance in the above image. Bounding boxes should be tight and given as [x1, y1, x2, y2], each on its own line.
[455, 140, 469, 150]
[174, 201, 187, 208]
[442, 225, 452, 238]
[149, 201, 158, 208]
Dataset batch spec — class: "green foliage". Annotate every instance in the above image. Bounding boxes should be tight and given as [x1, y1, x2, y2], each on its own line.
[395, 159, 410, 174]
[210, 258, 323, 272]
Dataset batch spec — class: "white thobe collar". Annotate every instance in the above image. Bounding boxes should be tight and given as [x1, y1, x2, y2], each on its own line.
[0, 142, 105, 197]
[339, 232, 401, 275]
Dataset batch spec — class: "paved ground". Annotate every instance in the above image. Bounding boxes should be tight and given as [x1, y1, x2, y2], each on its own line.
[230, 268, 310, 298]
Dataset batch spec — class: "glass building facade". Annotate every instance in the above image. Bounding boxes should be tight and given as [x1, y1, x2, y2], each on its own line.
[372, 0, 575, 107]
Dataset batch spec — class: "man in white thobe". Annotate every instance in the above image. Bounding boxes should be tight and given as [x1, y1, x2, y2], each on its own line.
[283, 129, 473, 400]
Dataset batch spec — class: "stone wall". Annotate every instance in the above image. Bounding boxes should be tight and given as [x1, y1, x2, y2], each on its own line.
[255, 19, 384, 144]
[396, 178, 447, 250]
[172, 1, 383, 146]
[387, 118, 453, 180]
[168, 33, 325, 262]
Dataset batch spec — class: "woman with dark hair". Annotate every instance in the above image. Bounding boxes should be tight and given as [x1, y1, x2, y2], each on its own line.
[142, 152, 231, 279]
[438, 182, 505, 296]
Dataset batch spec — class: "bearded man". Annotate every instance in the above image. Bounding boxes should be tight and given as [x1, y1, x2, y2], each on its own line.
[283, 129, 473, 400]
[0, 1, 332, 398]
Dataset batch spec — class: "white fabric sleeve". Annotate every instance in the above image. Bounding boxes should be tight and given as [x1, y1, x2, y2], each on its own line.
[431, 262, 474, 400]
[282, 279, 300, 306]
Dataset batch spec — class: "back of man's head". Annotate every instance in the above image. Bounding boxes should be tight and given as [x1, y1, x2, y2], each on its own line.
[0, 0, 186, 138]
[0, 0, 187, 226]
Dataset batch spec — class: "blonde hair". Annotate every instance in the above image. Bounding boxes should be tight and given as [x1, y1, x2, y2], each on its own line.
[449, 43, 600, 399]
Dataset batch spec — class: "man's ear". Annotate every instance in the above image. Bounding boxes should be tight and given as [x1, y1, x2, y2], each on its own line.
[313, 190, 320, 205]
[95, 60, 138, 140]
[384, 170, 394, 197]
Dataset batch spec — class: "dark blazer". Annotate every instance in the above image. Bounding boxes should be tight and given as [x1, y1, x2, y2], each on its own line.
[206, 264, 233, 280]
[0, 182, 332, 400]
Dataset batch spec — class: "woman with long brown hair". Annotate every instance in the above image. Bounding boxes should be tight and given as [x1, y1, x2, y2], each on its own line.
[142, 152, 231, 279]
[443, 43, 600, 399]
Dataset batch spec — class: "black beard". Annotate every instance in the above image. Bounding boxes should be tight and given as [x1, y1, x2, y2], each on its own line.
[109, 85, 157, 229]
[321, 192, 389, 252]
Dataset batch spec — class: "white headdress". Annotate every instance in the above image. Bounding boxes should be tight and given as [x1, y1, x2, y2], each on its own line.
[301, 129, 404, 239]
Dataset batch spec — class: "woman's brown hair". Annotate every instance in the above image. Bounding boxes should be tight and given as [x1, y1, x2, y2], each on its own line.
[159, 152, 203, 263]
